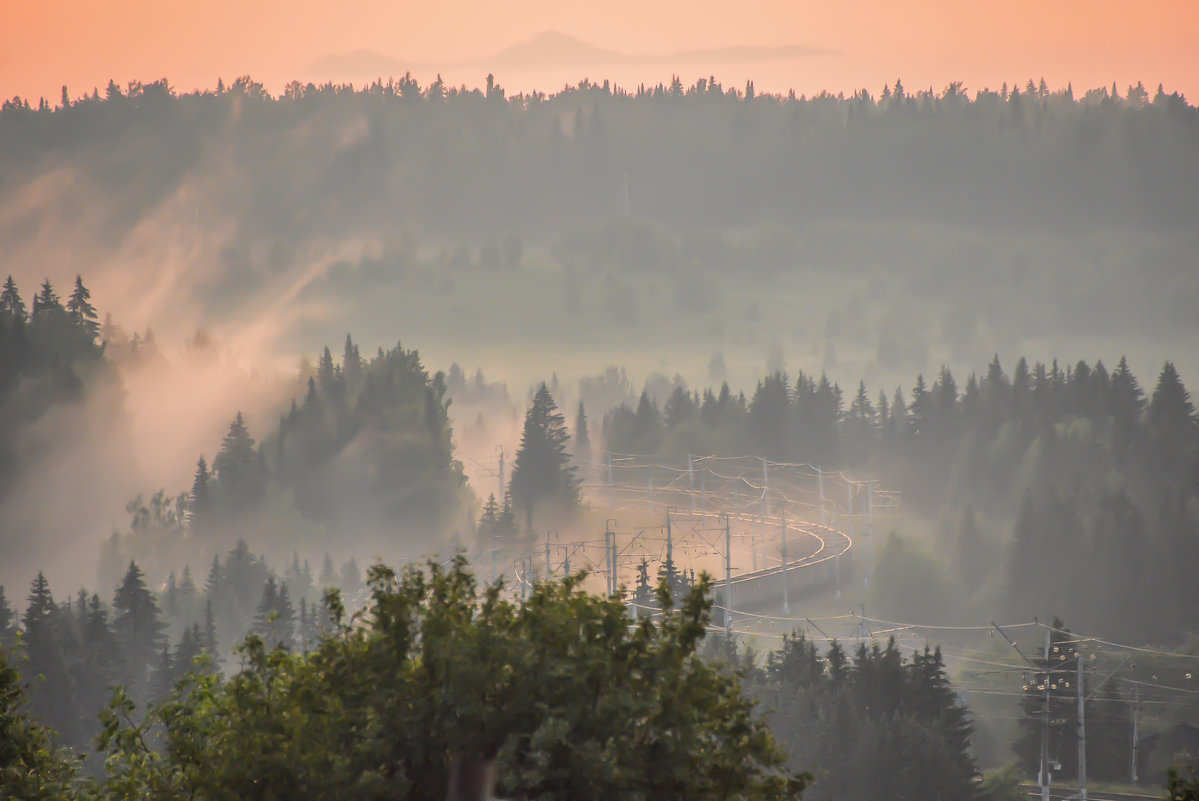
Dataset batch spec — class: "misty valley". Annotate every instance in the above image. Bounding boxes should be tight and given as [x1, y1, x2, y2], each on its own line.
[1, 77, 1197, 801]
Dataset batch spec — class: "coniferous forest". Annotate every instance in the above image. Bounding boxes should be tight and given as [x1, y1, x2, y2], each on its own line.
[1, 68, 1198, 801]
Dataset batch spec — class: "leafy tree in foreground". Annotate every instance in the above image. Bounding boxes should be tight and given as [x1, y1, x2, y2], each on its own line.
[1169, 767, 1199, 801]
[0, 646, 76, 801]
[88, 560, 806, 801]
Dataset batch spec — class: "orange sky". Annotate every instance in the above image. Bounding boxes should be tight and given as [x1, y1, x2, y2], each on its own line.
[2, 0, 1198, 101]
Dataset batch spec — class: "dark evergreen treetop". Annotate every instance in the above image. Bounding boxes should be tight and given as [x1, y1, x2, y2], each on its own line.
[509, 383, 579, 526]
[0, 276, 26, 321]
[111, 560, 168, 686]
[65, 275, 99, 341]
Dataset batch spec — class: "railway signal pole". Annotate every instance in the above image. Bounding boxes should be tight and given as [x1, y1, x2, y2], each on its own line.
[1042, 629, 1051, 801]
[780, 507, 789, 615]
[1077, 652, 1087, 801]
[724, 515, 732, 636]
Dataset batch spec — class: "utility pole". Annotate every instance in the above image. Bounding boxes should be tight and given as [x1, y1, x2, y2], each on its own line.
[1041, 629, 1051, 801]
[610, 534, 619, 596]
[780, 507, 789, 614]
[1077, 652, 1087, 801]
[545, 531, 552, 578]
[866, 482, 874, 586]
[699, 469, 706, 520]
[666, 510, 673, 568]
[688, 454, 697, 514]
[761, 458, 769, 519]
[604, 521, 614, 596]
[724, 515, 732, 637]
[817, 466, 825, 525]
[1131, 684, 1140, 784]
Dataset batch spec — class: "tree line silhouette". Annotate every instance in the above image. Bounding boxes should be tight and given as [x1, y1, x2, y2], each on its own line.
[602, 355, 1198, 641]
[1, 76, 1193, 244]
[0, 276, 107, 503]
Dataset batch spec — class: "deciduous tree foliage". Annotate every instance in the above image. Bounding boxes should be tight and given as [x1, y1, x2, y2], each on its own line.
[85, 561, 807, 801]
[0, 646, 76, 801]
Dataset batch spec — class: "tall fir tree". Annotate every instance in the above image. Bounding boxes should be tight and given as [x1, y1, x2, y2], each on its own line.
[574, 401, 592, 467]
[65, 275, 100, 341]
[509, 383, 579, 531]
[111, 561, 167, 695]
[189, 456, 212, 529]
[0, 276, 26, 321]
[22, 573, 79, 744]
[213, 412, 263, 509]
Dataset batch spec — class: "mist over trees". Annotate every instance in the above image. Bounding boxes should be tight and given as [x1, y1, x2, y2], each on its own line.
[2, 64, 1198, 801]
[602, 355, 1199, 641]
[2, 77, 1197, 395]
[0, 276, 109, 504]
[102, 334, 472, 581]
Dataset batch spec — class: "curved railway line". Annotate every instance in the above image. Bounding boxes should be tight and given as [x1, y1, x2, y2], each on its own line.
[466, 454, 897, 624]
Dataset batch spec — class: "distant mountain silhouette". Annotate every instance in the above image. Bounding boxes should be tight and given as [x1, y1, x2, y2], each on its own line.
[308, 30, 825, 79]
[486, 30, 629, 69]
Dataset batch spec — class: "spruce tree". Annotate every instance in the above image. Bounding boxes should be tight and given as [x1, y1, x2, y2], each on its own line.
[201, 598, 220, 670]
[509, 384, 579, 530]
[77, 593, 122, 721]
[32, 279, 61, 316]
[342, 333, 362, 387]
[22, 573, 79, 744]
[189, 456, 212, 529]
[171, 625, 203, 683]
[0, 276, 26, 322]
[317, 346, 336, 390]
[0, 586, 13, 647]
[1146, 361, 1197, 481]
[908, 374, 930, 436]
[65, 275, 100, 341]
[574, 401, 592, 466]
[111, 561, 167, 693]
[253, 576, 295, 649]
[477, 493, 501, 546]
[149, 642, 175, 703]
[252, 576, 278, 641]
[179, 565, 196, 603]
[203, 556, 223, 597]
[214, 412, 263, 509]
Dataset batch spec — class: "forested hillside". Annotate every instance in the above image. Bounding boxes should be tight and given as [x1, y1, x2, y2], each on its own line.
[3, 77, 1194, 236]
[102, 335, 472, 581]
[602, 356, 1199, 639]
[3, 79, 1196, 394]
[2, 69, 1198, 801]
[0, 276, 111, 504]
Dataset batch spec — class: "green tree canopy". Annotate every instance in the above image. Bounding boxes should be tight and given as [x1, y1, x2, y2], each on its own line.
[88, 560, 806, 801]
